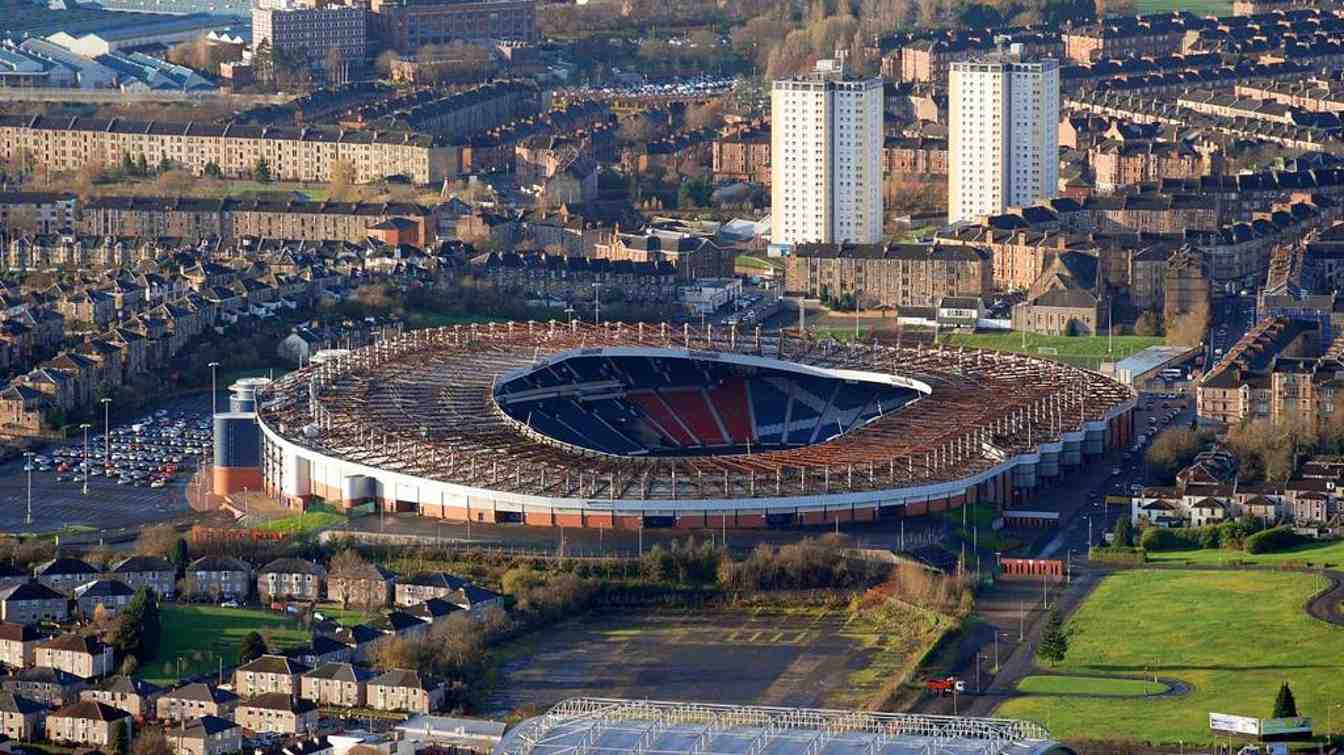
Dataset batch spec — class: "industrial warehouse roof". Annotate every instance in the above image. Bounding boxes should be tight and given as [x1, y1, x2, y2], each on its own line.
[493, 699, 1072, 755]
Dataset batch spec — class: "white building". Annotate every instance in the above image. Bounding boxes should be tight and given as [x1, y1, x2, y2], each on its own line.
[947, 45, 1059, 224]
[769, 60, 883, 254]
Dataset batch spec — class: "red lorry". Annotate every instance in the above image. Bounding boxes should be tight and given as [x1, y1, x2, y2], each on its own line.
[926, 677, 966, 696]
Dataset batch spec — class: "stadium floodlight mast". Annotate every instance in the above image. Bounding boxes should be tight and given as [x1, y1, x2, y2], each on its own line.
[208, 361, 221, 416]
[80, 423, 92, 495]
[101, 397, 112, 468]
[23, 451, 34, 526]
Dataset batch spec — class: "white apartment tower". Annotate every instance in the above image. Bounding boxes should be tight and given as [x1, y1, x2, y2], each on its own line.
[947, 45, 1060, 224]
[770, 60, 883, 253]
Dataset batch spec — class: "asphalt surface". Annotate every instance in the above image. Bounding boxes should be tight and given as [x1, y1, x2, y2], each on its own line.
[0, 393, 213, 536]
[1206, 294, 1257, 369]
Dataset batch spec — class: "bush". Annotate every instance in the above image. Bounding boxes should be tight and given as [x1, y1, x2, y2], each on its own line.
[1088, 546, 1147, 565]
[717, 536, 879, 591]
[1245, 526, 1307, 554]
[1139, 527, 1200, 551]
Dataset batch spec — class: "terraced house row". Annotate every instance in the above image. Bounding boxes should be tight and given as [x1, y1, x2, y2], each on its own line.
[0, 116, 453, 185]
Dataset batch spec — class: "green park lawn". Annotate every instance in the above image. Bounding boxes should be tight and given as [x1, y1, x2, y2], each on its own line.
[315, 604, 379, 626]
[939, 332, 1165, 359]
[735, 254, 781, 272]
[1135, 0, 1231, 14]
[1144, 539, 1344, 568]
[254, 505, 347, 535]
[144, 604, 308, 685]
[996, 570, 1344, 745]
[1016, 675, 1164, 696]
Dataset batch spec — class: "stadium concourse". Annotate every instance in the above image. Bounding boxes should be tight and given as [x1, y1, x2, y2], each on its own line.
[494, 698, 1073, 755]
[248, 320, 1136, 529]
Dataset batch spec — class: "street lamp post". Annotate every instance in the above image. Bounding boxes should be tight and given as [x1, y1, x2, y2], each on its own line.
[23, 452, 34, 526]
[80, 423, 91, 495]
[208, 361, 220, 417]
[100, 397, 112, 469]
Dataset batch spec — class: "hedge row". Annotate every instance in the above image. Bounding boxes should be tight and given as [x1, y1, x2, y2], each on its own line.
[1089, 546, 1147, 565]
[1245, 526, 1308, 554]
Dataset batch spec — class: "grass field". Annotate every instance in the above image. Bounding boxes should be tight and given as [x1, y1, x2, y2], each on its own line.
[1016, 675, 1164, 696]
[486, 605, 949, 715]
[996, 570, 1344, 744]
[939, 333, 1167, 370]
[940, 333, 1165, 358]
[1134, 0, 1230, 14]
[315, 604, 379, 626]
[254, 504, 347, 535]
[1145, 539, 1344, 567]
[735, 255, 782, 272]
[145, 604, 308, 685]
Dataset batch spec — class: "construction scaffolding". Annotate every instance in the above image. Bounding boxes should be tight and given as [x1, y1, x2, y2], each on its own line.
[497, 697, 1064, 755]
[254, 320, 1135, 503]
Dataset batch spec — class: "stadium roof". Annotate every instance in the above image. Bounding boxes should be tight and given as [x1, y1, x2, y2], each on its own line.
[493, 698, 1073, 755]
[1110, 345, 1198, 385]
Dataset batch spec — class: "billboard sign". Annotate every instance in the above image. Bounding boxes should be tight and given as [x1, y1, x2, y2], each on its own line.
[1210, 713, 1259, 736]
[1259, 717, 1312, 737]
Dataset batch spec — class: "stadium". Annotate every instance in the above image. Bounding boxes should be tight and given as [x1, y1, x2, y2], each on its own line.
[241, 320, 1136, 529]
[494, 697, 1074, 755]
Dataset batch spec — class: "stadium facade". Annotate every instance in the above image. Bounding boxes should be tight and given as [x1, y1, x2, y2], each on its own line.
[242, 321, 1136, 529]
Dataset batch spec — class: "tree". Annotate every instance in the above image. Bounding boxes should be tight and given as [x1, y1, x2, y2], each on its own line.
[684, 101, 725, 132]
[328, 159, 358, 201]
[1135, 310, 1163, 337]
[253, 158, 271, 182]
[203, 161, 223, 179]
[239, 631, 267, 664]
[1145, 426, 1206, 482]
[111, 587, 160, 662]
[1037, 610, 1069, 664]
[171, 538, 190, 575]
[112, 722, 129, 755]
[677, 177, 714, 209]
[1112, 516, 1134, 548]
[136, 524, 178, 557]
[1167, 301, 1210, 348]
[131, 729, 171, 755]
[76, 160, 104, 199]
[374, 50, 399, 79]
[325, 47, 346, 85]
[1273, 681, 1298, 717]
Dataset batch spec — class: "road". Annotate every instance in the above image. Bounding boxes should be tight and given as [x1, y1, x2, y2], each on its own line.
[908, 388, 1198, 716]
[1206, 293, 1257, 368]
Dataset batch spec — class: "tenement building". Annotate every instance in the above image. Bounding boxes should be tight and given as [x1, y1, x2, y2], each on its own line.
[783, 242, 992, 309]
[948, 46, 1060, 223]
[1198, 317, 1342, 428]
[0, 116, 451, 184]
[770, 60, 883, 252]
[79, 197, 439, 246]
